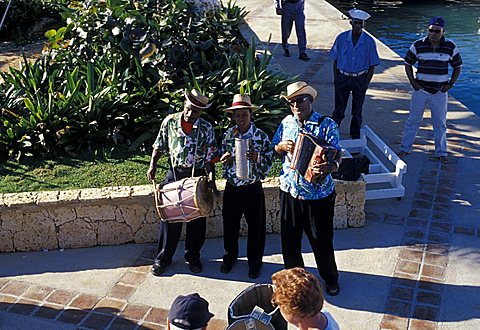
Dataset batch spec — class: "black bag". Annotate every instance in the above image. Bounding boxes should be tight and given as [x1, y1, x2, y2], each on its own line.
[332, 155, 370, 181]
[227, 284, 287, 330]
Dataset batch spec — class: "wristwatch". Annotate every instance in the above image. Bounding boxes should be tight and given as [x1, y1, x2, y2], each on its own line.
[448, 82, 455, 88]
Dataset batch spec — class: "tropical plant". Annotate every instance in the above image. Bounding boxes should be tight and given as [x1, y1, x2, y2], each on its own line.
[0, 0, 67, 41]
[185, 39, 295, 140]
[0, 0, 295, 162]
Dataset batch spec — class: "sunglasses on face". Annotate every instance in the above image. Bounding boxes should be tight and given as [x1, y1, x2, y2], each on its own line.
[428, 28, 443, 33]
[287, 95, 310, 106]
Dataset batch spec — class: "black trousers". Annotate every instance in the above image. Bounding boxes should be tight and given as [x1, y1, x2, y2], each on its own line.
[279, 190, 339, 285]
[332, 73, 368, 139]
[155, 167, 207, 266]
[222, 181, 266, 272]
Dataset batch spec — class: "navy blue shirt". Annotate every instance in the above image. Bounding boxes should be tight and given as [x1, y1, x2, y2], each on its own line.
[405, 36, 462, 94]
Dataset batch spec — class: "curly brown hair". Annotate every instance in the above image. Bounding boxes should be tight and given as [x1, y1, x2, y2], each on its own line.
[271, 267, 324, 318]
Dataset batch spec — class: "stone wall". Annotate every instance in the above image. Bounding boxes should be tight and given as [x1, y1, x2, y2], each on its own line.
[0, 178, 365, 253]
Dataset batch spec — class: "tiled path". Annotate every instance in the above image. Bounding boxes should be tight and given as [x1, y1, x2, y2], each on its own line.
[375, 153, 478, 329]
[0, 249, 227, 330]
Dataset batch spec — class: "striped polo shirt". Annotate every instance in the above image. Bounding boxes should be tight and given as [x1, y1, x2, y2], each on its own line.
[405, 36, 462, 94]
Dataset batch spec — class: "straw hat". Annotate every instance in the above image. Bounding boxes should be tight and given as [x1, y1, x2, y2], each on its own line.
[184, 89, 211, 109]
[282, 81, 317, 100]
[224, 94, 259, 113]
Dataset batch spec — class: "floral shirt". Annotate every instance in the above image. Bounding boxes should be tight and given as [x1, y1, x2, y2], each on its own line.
[271, 111, 340, 200]
[153, 112, 217, 169]
[221, 122, 273, 187]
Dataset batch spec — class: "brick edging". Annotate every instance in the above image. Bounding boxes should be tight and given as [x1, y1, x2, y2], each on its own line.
[380, 157, 458, 330]
[0, 247, 227, 330]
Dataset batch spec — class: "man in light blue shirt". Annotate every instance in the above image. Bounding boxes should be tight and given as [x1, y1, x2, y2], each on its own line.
[329, 9, 380, 139]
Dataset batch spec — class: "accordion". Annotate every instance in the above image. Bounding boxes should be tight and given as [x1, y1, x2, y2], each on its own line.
[290, 132, 340, 184]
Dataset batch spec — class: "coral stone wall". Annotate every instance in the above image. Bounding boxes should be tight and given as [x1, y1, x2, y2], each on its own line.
[0, 178, 365, 253]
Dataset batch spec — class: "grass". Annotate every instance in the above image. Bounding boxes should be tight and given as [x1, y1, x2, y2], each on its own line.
[0, 148, 283, 194]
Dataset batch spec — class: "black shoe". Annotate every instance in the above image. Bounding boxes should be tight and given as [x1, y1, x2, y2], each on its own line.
[284, 49, 290, 57]
[325, 282, 340, 296]
[298, 53, 310, 61]
[248, 269, 261, 279]
[189, 261, 203, 273]
[220, 262, 233, 274]
[151, 262, 169, 276]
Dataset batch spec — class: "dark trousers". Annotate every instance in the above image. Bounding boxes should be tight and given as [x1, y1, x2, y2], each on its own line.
[332, 73, 368, 139]
[222, 181, 266, 272]
[155, 167, 207, 266]
[279, 190, 339, 285]
[281, 1, 306, 54]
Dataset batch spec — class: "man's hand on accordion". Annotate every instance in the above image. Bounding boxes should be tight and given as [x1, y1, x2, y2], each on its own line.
[275, 140, 296, 155]
[311, 160, 339, 177]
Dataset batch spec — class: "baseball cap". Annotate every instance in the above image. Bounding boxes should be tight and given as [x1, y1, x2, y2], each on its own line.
[168, 293, 214, 330]
[429, 16, 445, 28]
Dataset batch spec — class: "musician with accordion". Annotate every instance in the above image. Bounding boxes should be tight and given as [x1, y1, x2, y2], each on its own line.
[219, 94, 273, 279]
[271, 81, 342, 296]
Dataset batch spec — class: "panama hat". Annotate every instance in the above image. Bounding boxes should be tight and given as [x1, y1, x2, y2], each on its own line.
[282, 81, 318, 100]
[224, 94, 259, 113]
[185, 89, 211, 109]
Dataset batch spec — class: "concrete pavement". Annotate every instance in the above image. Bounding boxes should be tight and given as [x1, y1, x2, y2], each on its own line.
[1, 1, 480, 329]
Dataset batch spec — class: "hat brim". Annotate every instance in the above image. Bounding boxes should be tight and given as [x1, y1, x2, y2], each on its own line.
[184, 91, 211, 109]
[282, 85, 318, 101]
[224, 105, 259, 113]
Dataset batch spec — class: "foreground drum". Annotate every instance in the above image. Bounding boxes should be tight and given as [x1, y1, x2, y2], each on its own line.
[153, 176, 214, 223]
[227, 284, 287, 330]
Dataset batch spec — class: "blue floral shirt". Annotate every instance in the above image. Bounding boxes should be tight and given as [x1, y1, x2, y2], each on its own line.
[271, 111, 340, 200]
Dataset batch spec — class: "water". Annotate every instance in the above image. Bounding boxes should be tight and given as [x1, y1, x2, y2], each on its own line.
[326, 0, 480, 116]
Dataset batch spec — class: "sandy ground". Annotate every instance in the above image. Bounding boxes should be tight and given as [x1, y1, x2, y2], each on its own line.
[0, 40, 44, 72]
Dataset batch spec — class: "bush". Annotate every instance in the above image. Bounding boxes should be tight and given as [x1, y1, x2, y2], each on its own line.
[0, 0, 295, 162]
[0, 0, 67, 41]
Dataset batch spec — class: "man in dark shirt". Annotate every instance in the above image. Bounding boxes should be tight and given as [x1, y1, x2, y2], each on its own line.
[399, 16, 462, 164]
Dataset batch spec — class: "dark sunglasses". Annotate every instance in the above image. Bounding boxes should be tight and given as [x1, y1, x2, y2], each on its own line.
[287, 95, 310, 106]
[428, 28, 443, 33]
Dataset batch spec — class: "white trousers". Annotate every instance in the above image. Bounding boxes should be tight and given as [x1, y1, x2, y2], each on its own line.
[400, 89, 448, 157]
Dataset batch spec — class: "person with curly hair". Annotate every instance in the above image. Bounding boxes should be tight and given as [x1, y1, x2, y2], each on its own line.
[271, 267, 339, 329]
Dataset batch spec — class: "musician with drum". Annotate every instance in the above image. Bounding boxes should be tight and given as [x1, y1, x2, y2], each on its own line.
[147, 89, 218, 276]
[219, 94, 273, 279]
[271, 81, 342, 296]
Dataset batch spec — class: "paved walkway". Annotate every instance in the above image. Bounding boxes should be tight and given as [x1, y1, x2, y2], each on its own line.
[1, 1, 480, 329]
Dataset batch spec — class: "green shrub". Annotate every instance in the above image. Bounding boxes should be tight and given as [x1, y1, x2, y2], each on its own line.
[0, 0, 67, 41]
[0, 0, 295, 162]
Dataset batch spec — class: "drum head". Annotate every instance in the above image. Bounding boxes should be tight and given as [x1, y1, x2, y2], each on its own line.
[227, 318, 275, 330]
[194, 176, 214, 215]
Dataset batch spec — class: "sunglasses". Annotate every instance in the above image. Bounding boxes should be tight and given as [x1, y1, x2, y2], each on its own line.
[428, 28, 443, 33]
[287, 95, 310, 106]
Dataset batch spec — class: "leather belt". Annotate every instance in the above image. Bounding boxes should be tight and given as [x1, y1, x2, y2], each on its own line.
[339, 69, 368, 77]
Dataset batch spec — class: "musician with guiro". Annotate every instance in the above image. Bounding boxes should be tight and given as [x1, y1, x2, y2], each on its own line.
[219, 94, 273, 279]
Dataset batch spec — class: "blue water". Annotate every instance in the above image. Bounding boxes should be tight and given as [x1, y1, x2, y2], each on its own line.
[327, 0, 480, 117]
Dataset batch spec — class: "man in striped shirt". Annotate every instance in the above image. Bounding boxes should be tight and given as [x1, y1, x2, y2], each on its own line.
[399, 16, 462, 164]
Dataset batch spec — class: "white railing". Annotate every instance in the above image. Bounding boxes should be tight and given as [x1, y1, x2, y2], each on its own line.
[340, 125, 407, 200]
